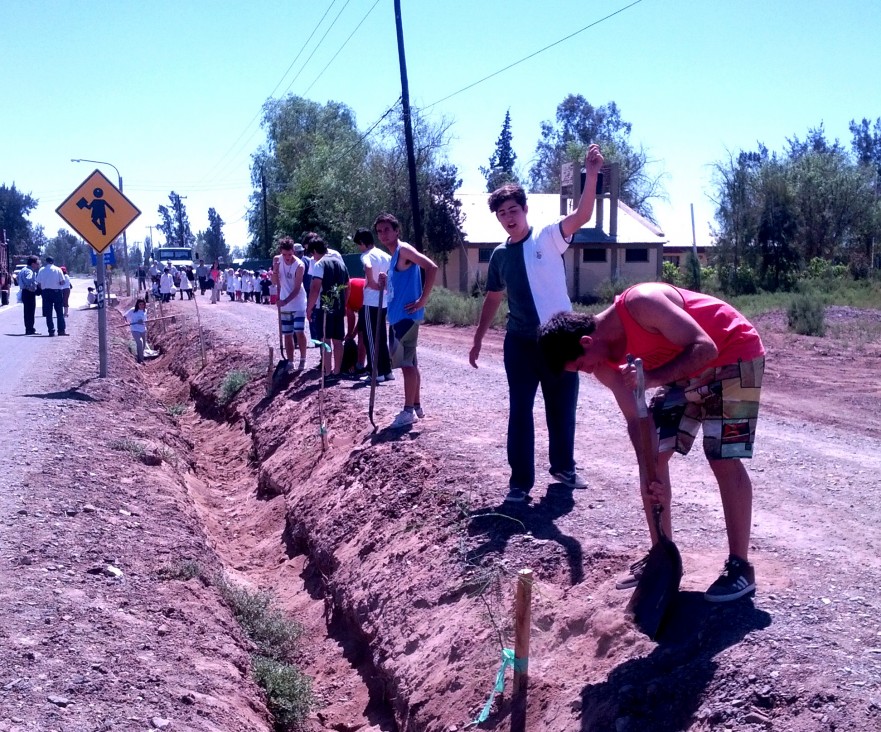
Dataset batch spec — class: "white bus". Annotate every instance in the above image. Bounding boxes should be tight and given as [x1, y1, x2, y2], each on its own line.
[153, 247, 195, 270]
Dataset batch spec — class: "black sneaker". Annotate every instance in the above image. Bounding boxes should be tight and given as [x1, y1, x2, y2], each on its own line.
[705, 555, 756, 603]
[503, 488, 531, 504]
[615, 554, 649, 590]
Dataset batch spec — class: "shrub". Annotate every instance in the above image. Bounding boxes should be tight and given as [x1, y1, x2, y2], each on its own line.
[166, 403, 187, 417]
[108, 437, 146, 458]
[158, 560, 202, 581]
[424, 287, 507, 327]
[594, 277, 635, 303]
[661, 261, 682, 285]
[218, 369, 252, 405]
[787, 292, 826, 336]
[215, 576, 303, 660]
[252, 656, 314, 728]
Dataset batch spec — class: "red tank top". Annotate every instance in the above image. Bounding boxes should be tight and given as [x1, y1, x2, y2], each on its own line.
[614, 285, 765, 374]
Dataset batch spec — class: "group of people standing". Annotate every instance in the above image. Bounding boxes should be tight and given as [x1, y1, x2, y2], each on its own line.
[273, 213, 438, 429]
[16, 255, 72, 336]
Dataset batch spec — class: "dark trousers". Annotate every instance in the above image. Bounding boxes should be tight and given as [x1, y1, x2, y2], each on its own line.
[22, 289, 37, 332]
[42, 289, 65, 334]
[360, 305, 391, 376]
[503, 331, 579, 491]
[198, 277, 207, 294]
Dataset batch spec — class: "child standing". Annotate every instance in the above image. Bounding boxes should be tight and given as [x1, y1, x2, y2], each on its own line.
[125, 298, 148, 364]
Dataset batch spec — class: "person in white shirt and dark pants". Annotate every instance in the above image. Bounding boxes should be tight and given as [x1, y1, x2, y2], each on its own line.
[36, 256, 67, 336]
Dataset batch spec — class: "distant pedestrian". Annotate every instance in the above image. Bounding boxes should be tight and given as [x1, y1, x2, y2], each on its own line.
[159, 268, 173, 303]
[354, 228, 392, 383]
[209, 260, 221, 304]
[36, 256, 67, 336]
[125, 298, 148, 364]
[137, 264, 148, 291]
[196, 259, 209, 295]
[18, 256, 40, 334]
[60, 266, 72, 317]
[180, 267, 193, 300]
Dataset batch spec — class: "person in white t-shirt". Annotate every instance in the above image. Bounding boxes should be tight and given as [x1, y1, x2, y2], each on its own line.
[272, 238, 307, 372]
[354, 228, 392, 381]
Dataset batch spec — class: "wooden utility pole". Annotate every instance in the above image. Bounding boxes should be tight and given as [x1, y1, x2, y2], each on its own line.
[393, 0, 423, 250]
[262, 171, 271, 254]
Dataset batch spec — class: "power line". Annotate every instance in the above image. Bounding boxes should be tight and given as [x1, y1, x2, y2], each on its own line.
[303, 0, 382, 96]
[195, 1, 340, 185]
[278, 0, 355, 99]
[421, 0, 646, 111]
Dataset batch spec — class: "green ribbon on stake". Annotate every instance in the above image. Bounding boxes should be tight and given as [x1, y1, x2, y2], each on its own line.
[472, 648, 527, 724]
[310, 339, 331, 352]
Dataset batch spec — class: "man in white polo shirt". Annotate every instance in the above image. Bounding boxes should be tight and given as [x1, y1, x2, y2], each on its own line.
[36, 256, 68, 336]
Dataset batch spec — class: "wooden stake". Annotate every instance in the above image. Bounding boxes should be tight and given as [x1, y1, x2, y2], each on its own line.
[513, 568, 533, 694]
[191, 287, 207, 369]
[267, 346, 274, 395]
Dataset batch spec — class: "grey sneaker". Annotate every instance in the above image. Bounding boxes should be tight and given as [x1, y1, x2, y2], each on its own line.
[705, 555, 756, 603]
[550, 469, 588, 489]
[414, 405, 425, 419]
[615, 555, 649, 590]
[503, 488, 531, 504]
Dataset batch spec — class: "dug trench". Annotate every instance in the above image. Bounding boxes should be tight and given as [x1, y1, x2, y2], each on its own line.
[133, 304, 881, 732]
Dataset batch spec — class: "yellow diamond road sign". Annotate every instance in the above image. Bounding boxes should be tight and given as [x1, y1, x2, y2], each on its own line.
[56, 170, 141, 253]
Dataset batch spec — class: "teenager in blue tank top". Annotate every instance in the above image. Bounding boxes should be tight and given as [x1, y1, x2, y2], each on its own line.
[374, 213, 438, 429]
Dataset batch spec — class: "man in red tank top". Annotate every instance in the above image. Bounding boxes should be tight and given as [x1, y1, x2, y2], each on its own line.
[538, 282, 765, 603]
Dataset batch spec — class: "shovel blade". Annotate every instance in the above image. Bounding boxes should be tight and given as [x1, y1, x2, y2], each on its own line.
[627, 535, 683, 640]
[271, 360, 290, 391]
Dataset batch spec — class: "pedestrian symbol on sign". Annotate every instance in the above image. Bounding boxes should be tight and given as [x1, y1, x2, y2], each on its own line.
[76, 188, 115, 236]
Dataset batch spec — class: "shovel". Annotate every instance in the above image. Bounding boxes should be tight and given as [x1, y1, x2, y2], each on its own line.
[367, 284, 385, 432]
[271, 306, 290, 390]
[627, 357, 683, 640]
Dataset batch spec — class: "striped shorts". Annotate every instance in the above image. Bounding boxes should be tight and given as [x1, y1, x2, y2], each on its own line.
[280, 310, 305, 335]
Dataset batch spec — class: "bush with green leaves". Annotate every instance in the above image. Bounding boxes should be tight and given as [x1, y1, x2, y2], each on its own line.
[218, 369, 252, 405]
[661, 260, 683, 285]
[215, 577, 303, 660]
[252, 656, 314, 728]
[787, 292, 826, 336]
[424, 287, 507, 327]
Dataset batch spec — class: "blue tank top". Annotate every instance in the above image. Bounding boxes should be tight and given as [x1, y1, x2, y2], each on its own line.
[387, 245, 424, 324]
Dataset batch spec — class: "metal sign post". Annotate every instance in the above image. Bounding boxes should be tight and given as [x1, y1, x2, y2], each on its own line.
[56, 169, 140, 378]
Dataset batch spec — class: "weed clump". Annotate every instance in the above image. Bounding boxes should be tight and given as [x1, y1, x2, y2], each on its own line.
[787, 293, 826, 336]
[158, 559, 202, 581]
[215, 576, 303, 660]
[218, 369, 252, 405]
[252, 656, 314, 728]
[108, 437, 147, 459]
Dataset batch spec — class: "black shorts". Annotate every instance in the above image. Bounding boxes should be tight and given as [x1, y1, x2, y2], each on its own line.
[310, 307, 345, 341]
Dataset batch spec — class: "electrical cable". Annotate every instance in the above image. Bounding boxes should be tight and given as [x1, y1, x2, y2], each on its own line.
[421, 0, 645, 111]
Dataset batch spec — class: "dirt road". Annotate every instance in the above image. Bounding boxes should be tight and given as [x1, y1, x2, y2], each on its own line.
[2, 290, 879, 731]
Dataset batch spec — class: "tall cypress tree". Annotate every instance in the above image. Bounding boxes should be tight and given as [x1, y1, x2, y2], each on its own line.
[481, 110, 518, 192]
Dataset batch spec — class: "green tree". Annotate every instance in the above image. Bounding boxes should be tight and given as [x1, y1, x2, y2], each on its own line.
[529, 94, 663, 220]
[42, 229, 91, 273]
[0, 183, 38, 258]
[200, 207, 229, 264]
[424, 164, 464, 288]
[480, 110, 518, 192]
[157, 192, 194, 249]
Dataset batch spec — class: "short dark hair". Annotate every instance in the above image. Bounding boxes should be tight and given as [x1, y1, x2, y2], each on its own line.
[304, 232, 327, 255]
[373, 213, 400, 231]
[353, 228, 374, 247]
[488, 183, 527, 213]
[538, 311, 597, 372]
[278, 236, 295, 251]
[27, 255, 39, 266]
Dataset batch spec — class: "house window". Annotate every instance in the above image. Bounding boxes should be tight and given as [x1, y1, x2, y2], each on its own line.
[582, 248, 606, 263]
[625, 248, 649, 263]
[478, 247, 493, 263]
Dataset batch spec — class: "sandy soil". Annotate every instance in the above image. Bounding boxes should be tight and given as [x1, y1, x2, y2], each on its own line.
[1, 292, 880, 732]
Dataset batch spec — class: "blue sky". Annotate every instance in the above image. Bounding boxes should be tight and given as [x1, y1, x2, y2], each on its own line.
[3, 0, 879, 253]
